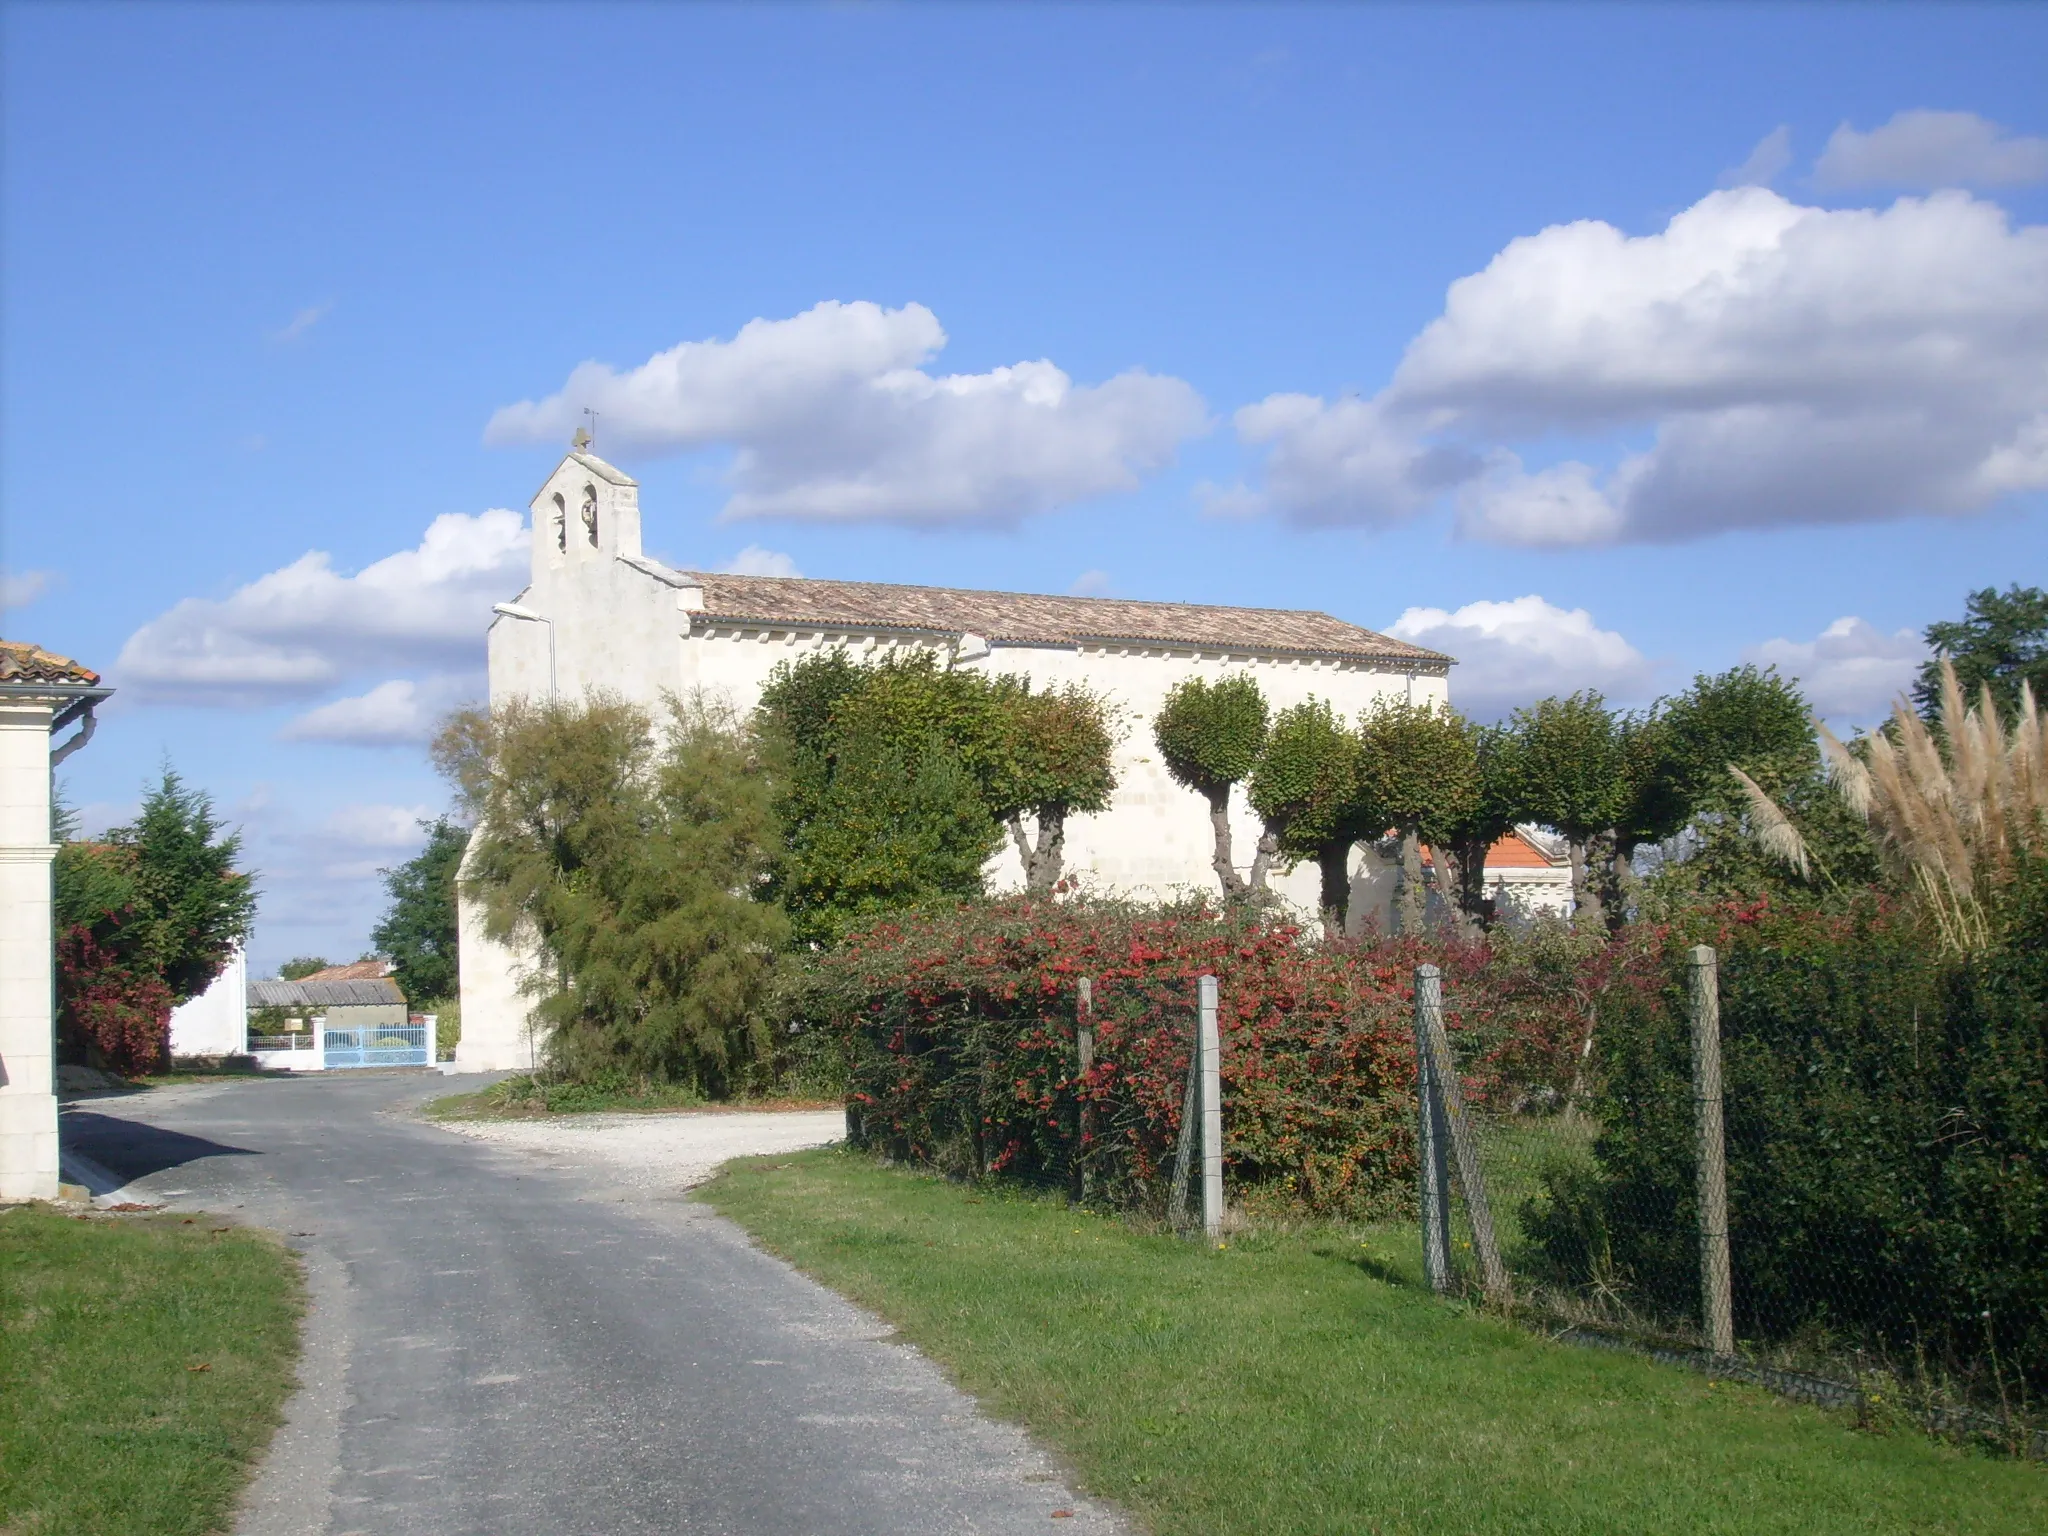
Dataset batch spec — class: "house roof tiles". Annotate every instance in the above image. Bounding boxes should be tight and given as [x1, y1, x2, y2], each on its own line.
[0, 640, 100, 686]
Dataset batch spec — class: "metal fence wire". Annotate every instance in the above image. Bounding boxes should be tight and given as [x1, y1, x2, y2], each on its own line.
[1420, 950, 2044, 1456]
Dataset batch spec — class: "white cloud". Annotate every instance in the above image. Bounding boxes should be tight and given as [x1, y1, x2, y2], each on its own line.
[1745, 616, 1927, 723]
[271, 301, 332, 343]
[486, 300, 1207, 527]
[1070, 569, 1112, 597]
[281, 677, 474, 746]
[1387, 595, 1656, 723]
[116, 510, 525, 706]
[1, 568, 55, 613]
[719, 545, 802, 578]
[1815, 110, 2048, 190]
[1721, 125, 1792, 188]
[1232, 185, 2048, 545]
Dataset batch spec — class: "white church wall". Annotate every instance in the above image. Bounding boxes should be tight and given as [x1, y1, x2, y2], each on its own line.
[459, 450, 1462, 1067]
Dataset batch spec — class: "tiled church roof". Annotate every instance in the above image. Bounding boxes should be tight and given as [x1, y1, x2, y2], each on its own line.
[0, 640, 100, 686]
[680, 573, 1451, 665]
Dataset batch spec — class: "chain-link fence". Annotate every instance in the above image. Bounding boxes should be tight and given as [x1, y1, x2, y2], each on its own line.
[1422, 950, 2045, 1457]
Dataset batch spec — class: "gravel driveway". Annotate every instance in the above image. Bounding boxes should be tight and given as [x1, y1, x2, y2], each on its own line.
[438, 1107, 848, 1191]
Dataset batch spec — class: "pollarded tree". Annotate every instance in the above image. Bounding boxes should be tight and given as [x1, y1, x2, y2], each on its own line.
[1247, 699, 1369, 931]
[1431, 720, 1523, 937]
[1152, 674, 1270, 897]
[1604, 665, 1817, 927]
[1357, 698, 1478, 936]
[1508, 691, 1624, 928]
[989, 683, 1120, 894]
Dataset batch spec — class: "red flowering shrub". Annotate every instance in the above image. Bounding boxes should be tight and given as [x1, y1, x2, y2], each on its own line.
[56, 922, 175, 1077]
[795, 897, 1648, 1217]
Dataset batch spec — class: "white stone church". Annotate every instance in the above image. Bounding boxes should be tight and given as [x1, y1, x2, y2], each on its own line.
[456, 448, 1565, 1070]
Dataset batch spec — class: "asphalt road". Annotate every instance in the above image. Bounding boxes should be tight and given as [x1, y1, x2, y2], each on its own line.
[63, 1075, 1123, 1536]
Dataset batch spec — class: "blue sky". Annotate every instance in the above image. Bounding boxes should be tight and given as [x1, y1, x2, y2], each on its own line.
[5, 2, 2045, 973]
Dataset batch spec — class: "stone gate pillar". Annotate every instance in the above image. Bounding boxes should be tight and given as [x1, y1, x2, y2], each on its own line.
[0, 644, 108, 1202]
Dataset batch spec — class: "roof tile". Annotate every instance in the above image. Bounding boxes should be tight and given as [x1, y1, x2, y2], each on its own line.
[682, 573, 1450, 664]
[0, 640, 100, 686]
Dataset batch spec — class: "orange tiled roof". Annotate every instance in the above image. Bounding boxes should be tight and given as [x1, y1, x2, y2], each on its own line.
[1421, 829, 1567, 871]
[681, 572, 1451, 666]
[0, 640, 100, 686]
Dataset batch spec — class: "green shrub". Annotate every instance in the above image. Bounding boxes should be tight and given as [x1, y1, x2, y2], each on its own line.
[1533, 886, 2048, 1394]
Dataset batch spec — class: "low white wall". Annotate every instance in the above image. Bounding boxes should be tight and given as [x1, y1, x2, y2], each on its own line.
[168, 946, 248, 1057]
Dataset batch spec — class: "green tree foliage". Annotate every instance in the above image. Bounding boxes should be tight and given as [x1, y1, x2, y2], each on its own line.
[434, 692, 788, 1091]
[1152, 675, 1271, 896]
[277, 957, 330, 980]
[1508, 692, 1623, 927]
[1247, 700, 1367, 929]
[759, 650, 1118, 934]
[1433, 722, 1524, 935]
[1603, 667, 1818, 926]
[370, 817, 468, 1004]
[992, 684, 1120, 893]
[1915, 583, 2048, 722]
[1357, 699, 1478, 936]
[52, 768, 255, 1072]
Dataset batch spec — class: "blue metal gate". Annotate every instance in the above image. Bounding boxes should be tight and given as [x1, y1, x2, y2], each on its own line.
[322, 1021, 431, 1068]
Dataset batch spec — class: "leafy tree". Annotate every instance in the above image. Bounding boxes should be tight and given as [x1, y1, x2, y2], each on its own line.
[759, 650, 1117, 921]
[279, 956, 331, 981]
[1152, 675, 1270, 896]
[1915, 583, 2048, 722]
[1508, 692, 1623, 928]
[1247, 700, 1367, 930]
[1357, 698, 1477, 936]
[435, 692, 789, 1091]
[760, 652, 1006, 940]
[1432, 721, 1524, 935]
[370, 817, 468, 1004]
[990, 683, 1120, 894]
[772, 730, 1000, 946]
[52, 767, 255, 1072]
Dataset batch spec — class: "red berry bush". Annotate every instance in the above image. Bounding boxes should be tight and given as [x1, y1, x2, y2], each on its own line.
[793, 897, 1631, 1218]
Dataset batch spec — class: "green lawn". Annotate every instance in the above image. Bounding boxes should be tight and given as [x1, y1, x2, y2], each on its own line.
[0, 1207, 303, 1536]
[700, 1147, 2046, 1536]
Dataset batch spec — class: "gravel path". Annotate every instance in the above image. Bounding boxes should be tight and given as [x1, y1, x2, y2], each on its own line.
[436, 1107, 848, 1191]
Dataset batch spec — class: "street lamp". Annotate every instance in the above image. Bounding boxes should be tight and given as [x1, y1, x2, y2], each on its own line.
[491, 603, 556, 704]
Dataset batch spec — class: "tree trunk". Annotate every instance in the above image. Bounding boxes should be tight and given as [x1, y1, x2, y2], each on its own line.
[1430, 843, 1471, 940]
[1206, 787, 1244, 897]
[1566, 836, 1605, 930]
[1008, 808, 1068, 895]
[1247, 826, 1281, 894]
[1452, 835, 1497, 935]
[1397, 829, 1426, 935]
[1604, 836, 1636, 934]
[1316, 842, 1352, 939]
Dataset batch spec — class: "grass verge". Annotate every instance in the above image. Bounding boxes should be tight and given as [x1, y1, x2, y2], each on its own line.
[0, 1207, 303, 1536]
[700, 1147, 2046, 1536]
[425, 1072, 838, 1121]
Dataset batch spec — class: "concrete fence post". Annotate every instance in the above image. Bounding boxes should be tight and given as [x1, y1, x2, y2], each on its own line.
[1413, 966, 1454, 1293]
[1074, 978, 1095, 1203]
[1690, 945, 1735, 1356]
[1197, 974, 1223, 1241]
